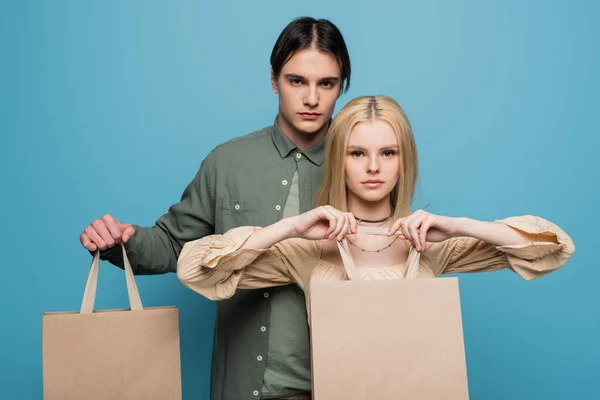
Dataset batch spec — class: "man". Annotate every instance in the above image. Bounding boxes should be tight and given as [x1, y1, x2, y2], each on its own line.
[80, 17, 351, 400]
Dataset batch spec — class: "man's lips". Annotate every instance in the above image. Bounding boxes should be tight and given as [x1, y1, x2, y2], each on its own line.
[298, 112, 321, 120]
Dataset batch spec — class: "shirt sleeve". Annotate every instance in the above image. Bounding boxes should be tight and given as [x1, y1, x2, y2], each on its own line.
[425, 215, 576, 280]
[176, 226, 317, 300]
[99, 151, 217, 275]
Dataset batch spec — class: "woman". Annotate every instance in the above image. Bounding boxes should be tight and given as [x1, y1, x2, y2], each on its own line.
[177, 95, 575, 310]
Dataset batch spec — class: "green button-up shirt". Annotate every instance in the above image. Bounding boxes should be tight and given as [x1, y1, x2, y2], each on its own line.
[100, 121, 325, 400]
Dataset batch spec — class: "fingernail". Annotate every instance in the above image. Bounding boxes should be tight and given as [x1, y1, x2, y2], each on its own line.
[123, 235, 130, 242]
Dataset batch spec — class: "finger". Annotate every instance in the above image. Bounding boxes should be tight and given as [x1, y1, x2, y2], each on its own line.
[419, 216, 433, 251]
[92, 219, 116, 248]
[402, 217, 421, 249]
[337, 216, 351, 241]
[393, 209, 421, 235]
[320, 207, 339, 239]
[102, 214, 123, 241]
[398, 214, 415, 243]
[389, 231, 408, 241]
[403, 221, 418, 249]
[80, 232, 98, 252]
[324, 206, 346, 240]
[403, 210, 425, 247]
[347, 213, 358, 234]
[408, 223, 420, 250]
[387, 218, 404, 236]
[85, 225, 107, 250]
[408, 212, 428, 251]
[120, 223, 136, 242]
[399, 221, 411, 246]
[415, 212, 432, 250]
[330, 211, 348, 240]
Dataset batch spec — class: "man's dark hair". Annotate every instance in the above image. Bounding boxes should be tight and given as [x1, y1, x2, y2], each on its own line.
[270, 17, 351, 93]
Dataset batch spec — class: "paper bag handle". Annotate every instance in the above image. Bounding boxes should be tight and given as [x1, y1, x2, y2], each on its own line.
[336, 226, 421, 280]
[80, 243, 143, 313]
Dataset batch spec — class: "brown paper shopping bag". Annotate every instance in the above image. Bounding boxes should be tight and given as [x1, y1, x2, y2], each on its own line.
[310, 227, 469, 400]
[42, 244, 182, 400]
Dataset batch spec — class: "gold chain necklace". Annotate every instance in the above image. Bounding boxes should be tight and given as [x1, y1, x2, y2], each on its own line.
[346, 235, 400, 253]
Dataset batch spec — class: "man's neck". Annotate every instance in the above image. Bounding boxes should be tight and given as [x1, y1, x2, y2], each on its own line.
[276, 114, 328, 151]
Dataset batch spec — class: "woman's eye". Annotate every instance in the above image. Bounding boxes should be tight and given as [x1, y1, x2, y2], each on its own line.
[382, 150, 396, 157]
[350, 151, 364, 157]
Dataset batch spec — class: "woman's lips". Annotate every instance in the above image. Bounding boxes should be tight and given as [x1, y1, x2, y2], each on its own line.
[362, 180, 383, 188]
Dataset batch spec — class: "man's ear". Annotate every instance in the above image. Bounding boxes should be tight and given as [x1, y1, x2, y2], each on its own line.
[270, 68, 279, 94]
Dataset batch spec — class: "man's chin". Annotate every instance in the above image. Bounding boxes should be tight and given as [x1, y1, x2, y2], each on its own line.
[293, 119, 327, 136]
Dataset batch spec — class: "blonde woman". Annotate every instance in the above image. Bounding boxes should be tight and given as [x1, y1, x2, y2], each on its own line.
[177, 95, 575, 309]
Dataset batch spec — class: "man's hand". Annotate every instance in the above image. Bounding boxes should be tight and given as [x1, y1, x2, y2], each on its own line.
[80, 214, 136, 252]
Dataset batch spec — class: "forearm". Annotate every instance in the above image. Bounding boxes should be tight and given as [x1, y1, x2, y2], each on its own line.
[241, 217, 297, 249]
[454, 218, 560, 246]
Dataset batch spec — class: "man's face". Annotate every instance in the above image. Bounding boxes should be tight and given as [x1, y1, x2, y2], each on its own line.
[272, 48, 342, 137]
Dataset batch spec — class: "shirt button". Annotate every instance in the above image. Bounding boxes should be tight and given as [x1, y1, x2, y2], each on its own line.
[234, 204, 240, 210]
[296, 153, 302, 159]
[253, 390, 259, 396]
[282, 180, 288, 186]
[257, 355, 263, 361]
[275, 205, 281, 211]
[260, 326, 267, 332]
[264, 292, 270, 298]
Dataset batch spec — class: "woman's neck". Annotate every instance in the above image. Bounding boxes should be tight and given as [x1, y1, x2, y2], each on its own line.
[347, 195, 393, 221]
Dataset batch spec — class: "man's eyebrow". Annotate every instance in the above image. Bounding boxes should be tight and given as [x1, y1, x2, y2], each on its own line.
[283, 74, 340, 83]
[284, 73, 307, 80]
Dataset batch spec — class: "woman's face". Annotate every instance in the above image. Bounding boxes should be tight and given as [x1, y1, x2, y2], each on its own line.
[344, 119, 401, 204]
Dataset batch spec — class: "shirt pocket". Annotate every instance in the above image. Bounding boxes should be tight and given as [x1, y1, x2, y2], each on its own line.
[216, 197, 262, 232]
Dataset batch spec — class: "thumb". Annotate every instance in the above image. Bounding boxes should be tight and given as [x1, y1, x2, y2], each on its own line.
[119, 223, 136, 242]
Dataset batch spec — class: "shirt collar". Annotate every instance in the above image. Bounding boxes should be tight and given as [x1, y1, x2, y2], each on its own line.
[271, 118, 327, 166]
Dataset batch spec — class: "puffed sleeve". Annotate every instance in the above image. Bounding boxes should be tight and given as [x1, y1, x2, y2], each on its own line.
[177, 226, 318, 299]
[425, 215, 575, 280]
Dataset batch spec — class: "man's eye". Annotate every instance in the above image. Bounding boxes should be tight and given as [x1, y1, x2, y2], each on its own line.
[290, 79, 303, 86]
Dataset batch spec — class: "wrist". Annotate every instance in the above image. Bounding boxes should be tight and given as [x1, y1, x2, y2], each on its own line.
[277, 217, 299, 240]
[452, 217, 473, 237]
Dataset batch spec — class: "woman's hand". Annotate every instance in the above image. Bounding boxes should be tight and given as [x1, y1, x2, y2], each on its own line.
[387, 210, 461, 251]
[291, 205, 358, 241]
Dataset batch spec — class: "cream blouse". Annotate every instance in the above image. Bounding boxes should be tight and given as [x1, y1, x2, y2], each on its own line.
[176, 215, 575, 307]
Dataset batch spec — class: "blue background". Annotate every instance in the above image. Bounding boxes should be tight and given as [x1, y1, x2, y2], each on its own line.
[1, 1, 598, 399]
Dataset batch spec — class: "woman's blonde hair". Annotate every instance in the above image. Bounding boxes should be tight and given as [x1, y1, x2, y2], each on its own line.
[316, 95, 418, 218]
